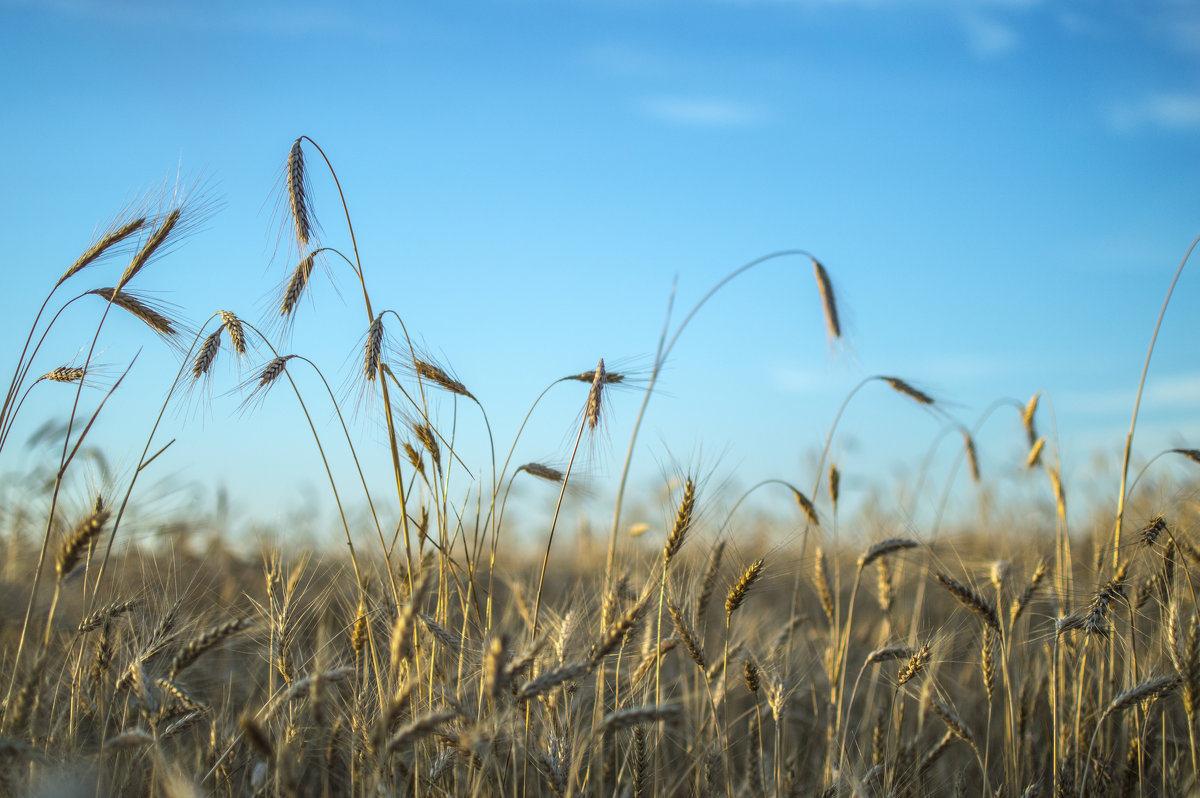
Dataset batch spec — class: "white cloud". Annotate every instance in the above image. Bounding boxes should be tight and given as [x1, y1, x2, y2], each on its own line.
[1057, 372, 1200, 416]
[958, 11, 1020, 57]
[1108, 92, 1200, 133]
[639, 96, 767, 127]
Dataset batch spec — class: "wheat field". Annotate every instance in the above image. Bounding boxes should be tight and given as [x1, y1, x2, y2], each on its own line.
[2, 137, 1200, 797]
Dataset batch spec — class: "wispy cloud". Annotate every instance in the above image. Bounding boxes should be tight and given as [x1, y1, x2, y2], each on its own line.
[1058, 373, 1200, 416]
[639, 96, 767, 127]
[1107, 92, 1200, 133]
[958, 11, 1020, 57]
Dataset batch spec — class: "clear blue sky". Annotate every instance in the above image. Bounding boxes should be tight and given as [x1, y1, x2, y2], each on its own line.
[2, 0, 1199, 547]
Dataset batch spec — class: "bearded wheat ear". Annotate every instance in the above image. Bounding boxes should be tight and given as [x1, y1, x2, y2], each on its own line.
[281, 252, 317, 318]
[192, 327, 223, 379]
[858, 538, 918, 571]
[1022, 392, 1040, 446]
[1027, 437, 1046, 469]
[518, 463, 564, 483]
[663, 478, 695, 566]
[881, 376, 935, 406]
[585, 358, 606, 431]
[42, 366, 86, 384]
[414, 359, 474, 399]
[56, 499, 111, 580]
[88, 288, 178, 337]
[812, 258, 841, 340]
[119, 207, 180, 288]
[219, 311, 246, 355]
[58, 216, 147, 287]
[935, 573, 1001, 634]
[363, 315, 384, 382]
[726, 559, 765, 620]
[286, 138, 316, 248]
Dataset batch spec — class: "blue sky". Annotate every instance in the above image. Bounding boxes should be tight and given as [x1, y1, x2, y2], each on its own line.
[2, 0, 1199, 548]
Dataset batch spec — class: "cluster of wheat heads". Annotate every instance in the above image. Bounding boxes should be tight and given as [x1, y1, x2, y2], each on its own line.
[2, 138, 1200, 797]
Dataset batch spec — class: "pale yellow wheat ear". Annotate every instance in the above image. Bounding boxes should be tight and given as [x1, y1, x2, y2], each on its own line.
[585, 358, 607, 431]
[1026, 437, 1046, 469]
[41, 366, 86, 384]
[726, 558, 765, 620]
[1022, 392, 1040, 445]
[219, 311, 246, 355]
[663, 478, 695, 566]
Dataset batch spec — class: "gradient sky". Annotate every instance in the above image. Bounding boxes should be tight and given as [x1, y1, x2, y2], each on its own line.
[2, 0, 1199, 548]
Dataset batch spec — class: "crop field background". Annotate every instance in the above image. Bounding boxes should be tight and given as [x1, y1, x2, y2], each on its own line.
[4, 3, 1200, 797]
[0, 136, 1198, 797]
